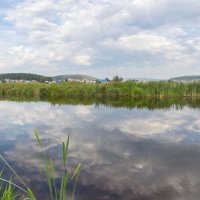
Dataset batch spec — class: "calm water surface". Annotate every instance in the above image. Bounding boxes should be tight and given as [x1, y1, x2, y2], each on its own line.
[1, 100, 200, 200]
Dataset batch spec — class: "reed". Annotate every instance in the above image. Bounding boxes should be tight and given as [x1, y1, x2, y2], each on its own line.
[0, 131, 81, 200]
[0, 154, 36, 200]
[34, 130, 81, 200]
[1, 81, 200, 99]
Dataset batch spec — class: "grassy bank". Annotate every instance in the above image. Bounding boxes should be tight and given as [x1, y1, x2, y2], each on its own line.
[1, 81, 200, 99]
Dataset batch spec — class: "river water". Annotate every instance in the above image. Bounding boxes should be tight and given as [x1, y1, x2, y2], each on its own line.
[1, 100, 200, 200]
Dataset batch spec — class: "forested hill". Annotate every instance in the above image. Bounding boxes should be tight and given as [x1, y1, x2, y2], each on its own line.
[0, 73, 52, 82]
[0, 73, 96, 82]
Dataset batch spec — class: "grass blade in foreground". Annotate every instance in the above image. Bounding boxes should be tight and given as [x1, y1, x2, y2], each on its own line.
[0, 155, 36, 200]
[35, 132, 81, 200]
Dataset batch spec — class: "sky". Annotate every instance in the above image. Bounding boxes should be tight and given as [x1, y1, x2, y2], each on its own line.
[1, 0, 200, 79]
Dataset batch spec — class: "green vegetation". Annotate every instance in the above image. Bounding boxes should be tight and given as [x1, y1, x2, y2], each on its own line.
[0, 73, 97, 83]
[0, 73, 52, 82]
[2, 81, 200, 110]
[2, 95, 200, 110]
[0, 154, 36, 200]
[1, 81, 200, 99]
[112, 75, 123, 82]
[35, 131, 81, 200]
[0, 170, 19, 200]
[0, 132, 81, 200]
[0, 178, 20, 200]
[0, 73, 97, 82]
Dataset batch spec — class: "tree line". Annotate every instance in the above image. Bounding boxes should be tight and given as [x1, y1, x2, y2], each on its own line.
[0, 73, 52, 82]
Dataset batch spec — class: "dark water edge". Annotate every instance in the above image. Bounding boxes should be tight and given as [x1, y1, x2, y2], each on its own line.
[1, 98, 200, 199]
[2, 96, 200, 110]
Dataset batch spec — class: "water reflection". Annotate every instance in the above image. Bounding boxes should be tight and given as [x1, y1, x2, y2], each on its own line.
[0, 101, 200, 199]
[2, 96, 200, 110]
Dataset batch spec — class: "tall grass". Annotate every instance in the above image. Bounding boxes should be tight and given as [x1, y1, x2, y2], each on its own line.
[0, 131, 81, 200]
[1, 81, 200, 99]
[0, 153, 36, 200]
[0, 177, 20, 200]
[34, 130, 81, 200]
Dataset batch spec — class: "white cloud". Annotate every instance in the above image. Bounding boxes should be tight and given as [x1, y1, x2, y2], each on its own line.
[74, 54, 91, 66]
[1, 0, 200, 77]
[105, 33, 180, 53]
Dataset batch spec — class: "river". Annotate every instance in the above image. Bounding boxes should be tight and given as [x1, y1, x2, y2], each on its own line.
[0, 100, 200, 200]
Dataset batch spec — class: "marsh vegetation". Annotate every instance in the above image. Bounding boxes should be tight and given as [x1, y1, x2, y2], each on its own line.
[1, 81, 200, 100]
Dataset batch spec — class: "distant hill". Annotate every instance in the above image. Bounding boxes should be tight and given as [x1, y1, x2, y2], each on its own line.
[53, 74, 96, 81]
[0, 73, 97, 82]
[127, 78, 165, 82]
[169, 76, 200, 82]
[0, 73, 52, 82]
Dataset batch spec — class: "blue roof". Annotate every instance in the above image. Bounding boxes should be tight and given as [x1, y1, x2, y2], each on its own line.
[99, 79, 109, 83]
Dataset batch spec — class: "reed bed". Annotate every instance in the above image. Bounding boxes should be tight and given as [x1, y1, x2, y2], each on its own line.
[1, 81, 200, 99]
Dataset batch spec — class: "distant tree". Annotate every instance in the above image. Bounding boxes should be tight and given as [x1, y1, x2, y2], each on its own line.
[96, 79, 101, 84]
[113, 75, 123, 82]
[105, 78, 110, 82]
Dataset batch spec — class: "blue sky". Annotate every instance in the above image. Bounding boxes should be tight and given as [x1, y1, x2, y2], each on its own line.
[1, 0, 200, 78]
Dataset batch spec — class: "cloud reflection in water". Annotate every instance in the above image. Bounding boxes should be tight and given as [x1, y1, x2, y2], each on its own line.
[0, 101, 200, 199]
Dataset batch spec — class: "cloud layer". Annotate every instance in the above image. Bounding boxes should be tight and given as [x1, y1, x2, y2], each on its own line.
[1, 0, 200, 78]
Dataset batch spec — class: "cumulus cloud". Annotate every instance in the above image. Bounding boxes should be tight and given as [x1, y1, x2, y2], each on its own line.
[74, 54, 91, 66]
[1, 0, 200, 77]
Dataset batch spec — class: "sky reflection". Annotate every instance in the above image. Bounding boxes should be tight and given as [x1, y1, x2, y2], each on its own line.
[0, 101, 200, 199]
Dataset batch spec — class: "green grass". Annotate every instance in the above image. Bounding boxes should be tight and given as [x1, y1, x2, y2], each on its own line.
[0, 178, 19, 200]
[0, 131, 81, 200]
[0, 154, 35, 200]
[1, 81, 200, 100]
